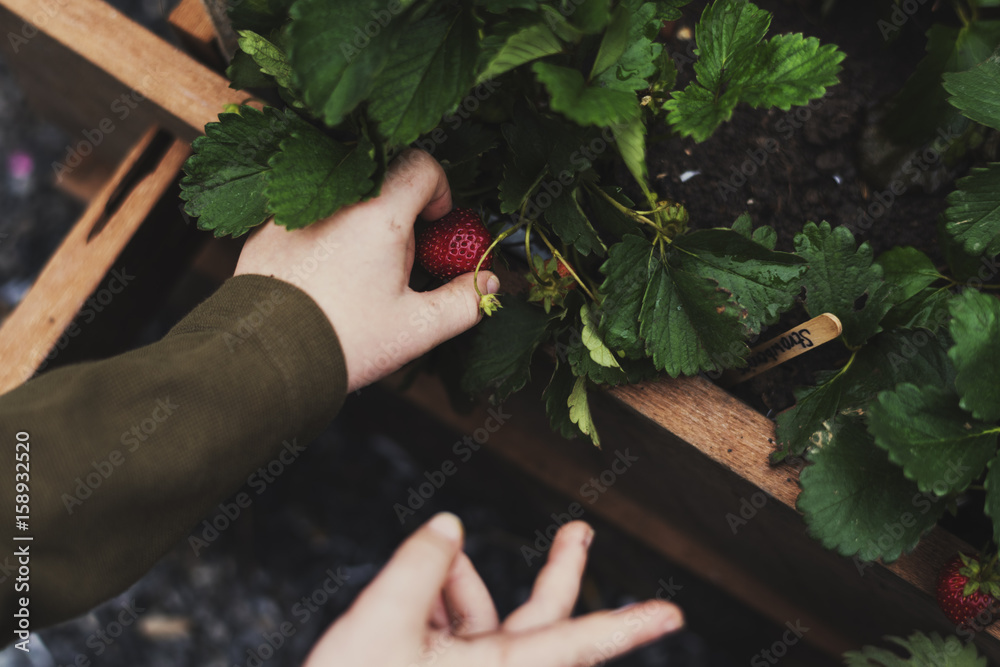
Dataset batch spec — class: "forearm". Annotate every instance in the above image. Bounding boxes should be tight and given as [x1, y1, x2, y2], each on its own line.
[0, 274, 346, 636]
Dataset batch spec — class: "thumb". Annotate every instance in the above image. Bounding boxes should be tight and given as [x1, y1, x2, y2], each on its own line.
[350, 513, 465, 636]
[409, 270, 500, 350]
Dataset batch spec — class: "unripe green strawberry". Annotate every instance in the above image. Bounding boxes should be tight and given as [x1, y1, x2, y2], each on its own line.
[417, 208, 493, 280]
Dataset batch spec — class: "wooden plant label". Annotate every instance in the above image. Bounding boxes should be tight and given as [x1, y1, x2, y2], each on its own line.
[719, 313, 843, 387]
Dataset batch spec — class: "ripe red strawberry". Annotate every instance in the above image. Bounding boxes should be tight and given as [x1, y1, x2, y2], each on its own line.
[936, 553, 1000, 626]
[417, 208, 493, 280]
[556, 259, 575, 286]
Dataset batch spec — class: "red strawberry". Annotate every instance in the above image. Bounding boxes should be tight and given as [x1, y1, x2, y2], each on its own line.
[556, 259, 575, 286]
[936, 553, 1000, 627]
[417, 208, 493, 280]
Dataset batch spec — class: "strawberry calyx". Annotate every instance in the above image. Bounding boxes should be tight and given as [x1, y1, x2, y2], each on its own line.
[958, 552, 1000, 598]
[527, 257, 576, 314]
[480, 293, 502, 316]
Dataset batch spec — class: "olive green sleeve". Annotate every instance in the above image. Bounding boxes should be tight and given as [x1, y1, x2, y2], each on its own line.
[0, 274, 347, 637]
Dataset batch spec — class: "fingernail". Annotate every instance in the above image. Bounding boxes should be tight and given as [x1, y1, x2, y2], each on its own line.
[486, 275, 500, 295]
[583, 527, 595, 550]
[428, 512, 464, 541]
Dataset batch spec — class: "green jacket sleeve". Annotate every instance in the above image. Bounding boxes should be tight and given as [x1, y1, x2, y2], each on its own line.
[0, 274, 347, 639]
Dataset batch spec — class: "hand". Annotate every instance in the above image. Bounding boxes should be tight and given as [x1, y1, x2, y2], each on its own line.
[234, 149, 500, 392]
[303, 514, 684, 667]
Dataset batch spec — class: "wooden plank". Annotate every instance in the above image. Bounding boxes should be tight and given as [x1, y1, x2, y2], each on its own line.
[0, 127, 190, 395]
[1, 0, 250, 141]
[168, 0, 225, 69]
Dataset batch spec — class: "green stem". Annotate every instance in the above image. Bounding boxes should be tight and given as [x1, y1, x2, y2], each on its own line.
[535, 227, 599, 303]
[473, 217, 530, 300]
[524, 222, 543, 283]
[586, 182, 661, 230]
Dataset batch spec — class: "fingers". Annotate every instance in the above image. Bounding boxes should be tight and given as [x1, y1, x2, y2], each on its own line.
[379, 149, 452, 223]
[405, 270, 500, 351]
[350, 513, 465, 637]
[499, 600, 684, 667]
[504, 522, 594, 632]
[443, 552, 500, 636]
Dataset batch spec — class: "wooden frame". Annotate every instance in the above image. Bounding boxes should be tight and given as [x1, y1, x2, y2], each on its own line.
[0, 0, 993, 660]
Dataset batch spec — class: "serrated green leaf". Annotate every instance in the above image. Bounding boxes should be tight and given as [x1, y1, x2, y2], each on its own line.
[692, 0, 771, 92]
[264, 129, 377, 229]
[944, 163, 1000, 258]
[672, 228, 807, 332]
[881, 287, 953, 331]
[883, 21, 1000, 146]
[581, 303, 621, 369]
[733, 33, 844, 109]
[949, 289, 1000, 421]
[869, 384, 997, 496]
[663, 85, 739, 143]
[477, 23, 563, 83]
[180, 106, 306, 237]
[543, 361, 585, 439]
[797, 415, 945, 563]
[545, 187, 605, 256]
[568, 376, 601, 446]
[533, 61, 639, 127]
[639, 262, 747, 376]
[598, 235, 654, 358]
[368, 9, 480, 145]
[610, 110, 649, 195]
[664, 0, 843, 142]
[462, 295, 552, 401]
[944, 53, 1000, 132]
[773, 329, 955, 463]
[236, 30, 295, 90]
[795, 221, 894, 348]
[288, 0, 399, 127]
[844, 631, 987, 667]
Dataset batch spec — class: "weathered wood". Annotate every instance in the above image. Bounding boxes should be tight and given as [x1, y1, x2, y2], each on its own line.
[0, 128, 190, 395]
[1, 0, 248, 142]
[168, 0, 226, 69]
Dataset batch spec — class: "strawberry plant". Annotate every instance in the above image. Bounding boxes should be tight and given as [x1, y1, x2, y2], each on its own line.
[844, 630, 986, 665]
[180, 0, 845, 447]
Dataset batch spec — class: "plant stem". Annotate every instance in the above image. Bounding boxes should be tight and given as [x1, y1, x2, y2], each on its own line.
[524, 222, 543, 283]
[586, 182, 660, 230]
[473, 217, 529, 299]
[535, 227, 599, 303]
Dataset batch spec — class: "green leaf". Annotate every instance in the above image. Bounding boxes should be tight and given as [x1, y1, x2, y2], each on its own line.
[180, 106, 306, 237]
[883, 21, 1000, 146]
[671, 228, 807, 332]
[592, 2, 663, 92]
[795, 221, 894, 348]
[944, 53, 1000, 132]
[844, 631, 987, 666]
[949, 289, 1000, 421]
[580, 304, 621, 369]
[876, 246, 941, 305]
[236, 30, 295, 90]
[477, 23, 563, 83]
[568, 377, 601, 446]
[944, 163, 1000, 258]
[462, 296, 552, 401]
[368, 8, 480, 145]
[567, 0, 611, 34]
[598, 235, 654, 358]
[692, 0, 771, 92]
[288, 0, 400, 126]
[773, 329, 955, 463]
[227, 49, 278, 90]
[663, 0, 843, 142]
[543, 361, 585, 440]
[533, 62, 639, 127]
[880, 287, 952, 331]
[264, 129, 377, 229]
[610, 110, 650, 194]
[797, 415, 945, 563]
[545, 187, 605, 256]
[478, 0, 539, 12]
[869, 384, 997, 496]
